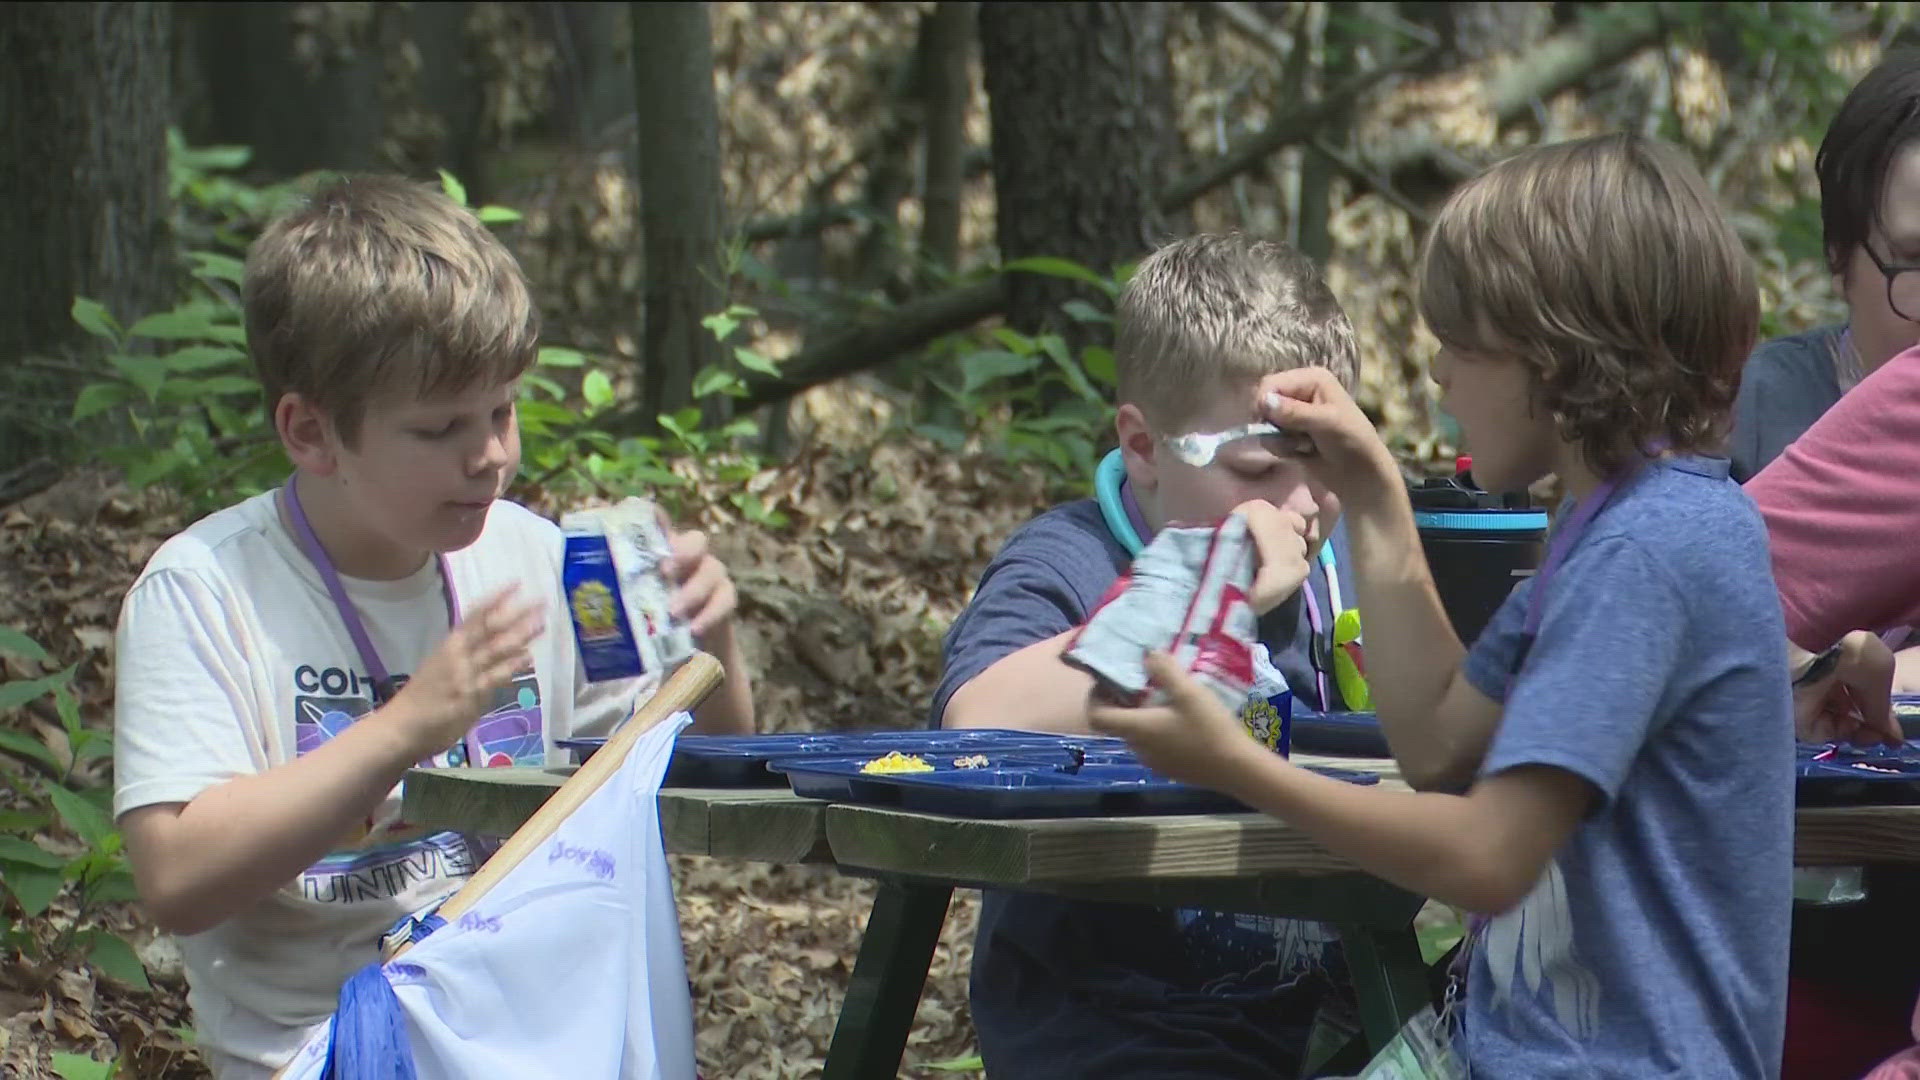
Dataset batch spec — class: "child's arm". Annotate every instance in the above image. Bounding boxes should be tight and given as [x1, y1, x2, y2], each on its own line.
[119, 586, 545, 935]
[1259, 369, 1503, 790]
[943, 627, 1096, 734]
[662, 524, 753, 734]
[1092, 651, 1591, 913]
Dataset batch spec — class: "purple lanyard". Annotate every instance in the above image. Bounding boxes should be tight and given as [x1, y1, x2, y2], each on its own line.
[282, 477, 478, 765]
[1508, 472, 1628, 673]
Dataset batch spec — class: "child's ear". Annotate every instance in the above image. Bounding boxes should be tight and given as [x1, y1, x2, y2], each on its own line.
[1115, 403, 1159, 493]
[276, 393, 340, 476]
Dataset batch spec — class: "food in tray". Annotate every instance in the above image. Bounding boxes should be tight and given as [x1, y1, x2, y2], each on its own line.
[861, 751, 935, 774]
[953, 754, 991, 768]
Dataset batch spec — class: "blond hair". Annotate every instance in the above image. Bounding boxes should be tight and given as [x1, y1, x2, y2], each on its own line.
[243, 175, 539, 444]
[1419, 133, 1758, 477]
[1115, 233, 1357, 429]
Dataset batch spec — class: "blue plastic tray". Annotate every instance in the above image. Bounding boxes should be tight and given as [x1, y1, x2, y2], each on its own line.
[556, 729, 1124, 787]
[1287, 710, 1389, 758]
[1797, 740, 1920, 806]
[786, 759, 1379, 819]
[770, 749, 1091, 801]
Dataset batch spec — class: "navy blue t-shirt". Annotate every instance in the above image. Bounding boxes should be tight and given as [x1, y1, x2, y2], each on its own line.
[931, 496, 1357, 1078]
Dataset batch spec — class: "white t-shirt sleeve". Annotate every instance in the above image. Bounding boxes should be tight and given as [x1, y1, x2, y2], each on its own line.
[113, 567, 268, 819]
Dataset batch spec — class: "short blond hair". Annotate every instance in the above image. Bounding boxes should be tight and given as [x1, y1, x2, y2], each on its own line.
[1418, 133, 1757, 478]
[1115, 234, 1357, 429]
[244, 175, 539, 444]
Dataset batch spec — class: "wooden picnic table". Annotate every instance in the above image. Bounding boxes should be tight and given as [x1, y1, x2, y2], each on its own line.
[403, 754, 1920, 1078]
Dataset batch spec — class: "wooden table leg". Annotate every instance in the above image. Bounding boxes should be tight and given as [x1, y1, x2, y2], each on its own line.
[1336, 919, 1434, 1057]
[821, 880, 954, 1080]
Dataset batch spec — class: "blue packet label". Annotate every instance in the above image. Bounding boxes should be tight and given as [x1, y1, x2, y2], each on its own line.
[563, 531, 648, 682]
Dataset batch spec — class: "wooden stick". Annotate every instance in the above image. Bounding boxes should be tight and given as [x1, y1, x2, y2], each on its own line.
[391, 650, 724, 955]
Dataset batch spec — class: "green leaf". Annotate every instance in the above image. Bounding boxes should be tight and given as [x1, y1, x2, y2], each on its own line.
[692, 365, 743, 399]
[1081, 345, 1116, 386]
[518, 374, 568, 403]
[536, 346, 586, 368]
[0, 628, 49, 664]
[0, 666, 75, 712]
[581, 369, 614, 410]
[0, 729, 61, 773]
[657, 411, 694, 440]
[990, 327, 1036, 356]
[127, 307, 230, 341]
[160, 344, 248, 372]
[960, 350, 1041, 393]
[106, 356, 167, 403]
[5, 865, 63, 916]
[1003, 255, 1109, 290]
[71, 298, 120, 342]
[1060, 299, 1111, 324]
[719, 417, 760, 442]
[51, 1051, 116, 1080]
[438, 169, 468, 207]
[476, 205, 522, 224]
[0, 837, 65, 869]
[191, 376, 262, 397]
[53, 686, 80, 737]
[92, 868, 140, 905]
[175, 142, 251, 171]
[0, 809, 49, 833]
[702, 311, 740, 342]
[920, 1054, 986, 1072]
[189, 252, 247, 285]
[733, 346, 781, 378]
[47, 784, 113, 848]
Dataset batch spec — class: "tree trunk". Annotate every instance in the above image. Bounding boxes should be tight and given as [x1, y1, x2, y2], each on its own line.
[920, 1, 974, 279]
[182, 2, 385, 178]
[979, 1, 1173, 350]
[0, 2, 174, 472]
[630, 1, 726, 431]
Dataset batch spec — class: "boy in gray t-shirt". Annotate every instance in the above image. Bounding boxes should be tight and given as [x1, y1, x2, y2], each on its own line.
[1090, 135, 1793, 1078]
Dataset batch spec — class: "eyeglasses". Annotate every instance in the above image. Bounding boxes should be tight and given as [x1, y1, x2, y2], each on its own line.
[1861, 240, 1920, 323]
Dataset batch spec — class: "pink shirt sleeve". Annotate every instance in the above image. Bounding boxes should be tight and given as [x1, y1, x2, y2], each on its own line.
[1745, 345, 1920, 650]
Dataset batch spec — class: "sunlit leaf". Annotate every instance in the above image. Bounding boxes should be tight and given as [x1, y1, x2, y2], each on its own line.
[71, 298, 120, 342]
[0, 628, 50, 664]
[438, 169, 468, 207]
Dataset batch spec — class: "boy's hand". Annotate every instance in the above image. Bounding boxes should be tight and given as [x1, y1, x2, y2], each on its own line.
[664, 524, 739, 639]
[1256, 368, 1398, 502]
[1088, 651, 1260, 788]
[1796, 630, 1901, 747]
[1238, 500, 1312, 614]
[387, 585, 544, 757]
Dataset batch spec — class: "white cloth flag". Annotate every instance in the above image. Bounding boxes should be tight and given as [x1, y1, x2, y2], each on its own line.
[284, 713, 698, 1079]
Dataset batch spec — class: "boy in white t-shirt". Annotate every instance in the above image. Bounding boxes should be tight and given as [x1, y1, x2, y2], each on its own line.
[111, 175, 756, 1078]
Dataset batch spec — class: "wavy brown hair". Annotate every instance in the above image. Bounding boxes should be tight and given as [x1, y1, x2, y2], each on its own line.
[1418, 133, 1758, 478]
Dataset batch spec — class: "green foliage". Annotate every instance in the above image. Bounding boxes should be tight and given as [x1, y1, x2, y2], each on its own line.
[907, 256, 1125, 489]
[0, 629, 147, 993]
[50, 1052, 118, 1080]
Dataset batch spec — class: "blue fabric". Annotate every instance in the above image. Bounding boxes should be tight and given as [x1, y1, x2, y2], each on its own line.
[1728, 324, 1845, 482]
[319, 963, 418, 1080]
[932, 497, 1357, 1078]
[1459, 456, 1793, 1079]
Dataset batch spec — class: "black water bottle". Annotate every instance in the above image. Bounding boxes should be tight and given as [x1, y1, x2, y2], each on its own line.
[1410, 457, 1549, 646]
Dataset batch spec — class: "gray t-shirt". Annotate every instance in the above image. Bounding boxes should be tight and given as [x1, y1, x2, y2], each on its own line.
[1460, 455, 1793, 1078]
[1728, 324, 1846, 482]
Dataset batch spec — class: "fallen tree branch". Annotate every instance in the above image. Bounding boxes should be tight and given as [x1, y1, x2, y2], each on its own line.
[1349, 1, 1669, 186]
[1158, 44, 1437, 212]
[668, 4, 1664, 419]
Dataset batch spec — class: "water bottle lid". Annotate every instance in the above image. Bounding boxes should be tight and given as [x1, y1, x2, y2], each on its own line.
[1456, 455, 1472, 475]
[1414, 508, 1549, 533]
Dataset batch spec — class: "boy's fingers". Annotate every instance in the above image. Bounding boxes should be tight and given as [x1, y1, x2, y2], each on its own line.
[686, 578, 737, 638]
[668, 530, 710, 578]
[1141, 651, 1215, 716]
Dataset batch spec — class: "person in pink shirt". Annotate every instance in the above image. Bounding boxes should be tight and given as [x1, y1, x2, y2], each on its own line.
[1743, 57, 1920, 1067]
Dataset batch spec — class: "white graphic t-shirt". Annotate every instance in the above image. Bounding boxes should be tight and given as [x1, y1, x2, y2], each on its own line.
[112, 490, 640, 1077]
